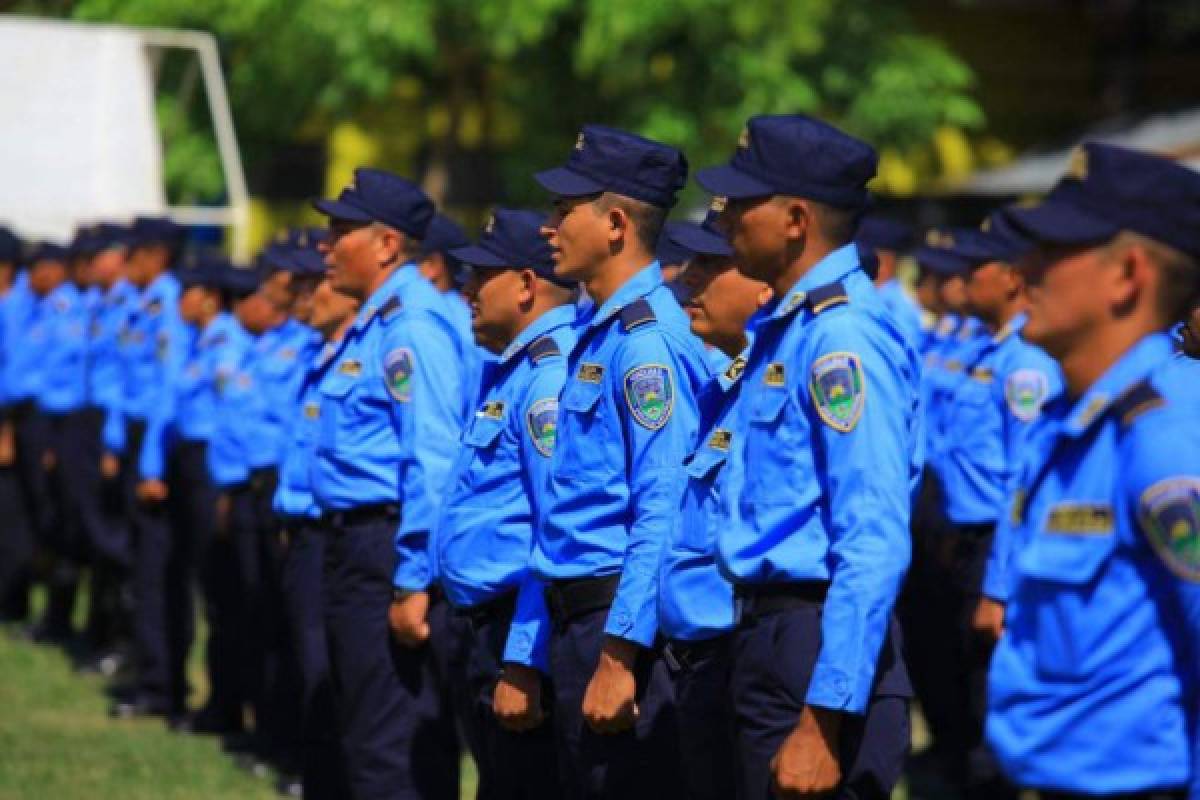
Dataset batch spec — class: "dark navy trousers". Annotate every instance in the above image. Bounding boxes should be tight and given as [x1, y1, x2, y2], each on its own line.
[664, 634, 739, 800]
[280, 519, 349, 799]
[322, 512, 458, 800]
[0, 409, 33, 622]
[548, 606, 681, 800]
[458, 600, 560, 800]
[730, 605, 911, 800]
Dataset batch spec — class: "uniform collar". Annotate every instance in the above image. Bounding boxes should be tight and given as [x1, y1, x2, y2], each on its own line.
[583, 261, 662, 331]
[1062, 331, 1175, 436]
[717, 345, 750, 391]
[354, 262, 421, 332]
[499, 304, 576, 365]
[991, 312, 1026, 344]
[765, 243, 860, 322]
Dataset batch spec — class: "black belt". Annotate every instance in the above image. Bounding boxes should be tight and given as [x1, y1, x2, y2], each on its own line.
[248, 466, 277, 493]
[949, 522, 996, 539]
[735, 581, 830, 621]
[663, 634, 729, 673]
[545, 574, 620, 626]
[455, 590, 517, 630]
[321, 503, 400, 529]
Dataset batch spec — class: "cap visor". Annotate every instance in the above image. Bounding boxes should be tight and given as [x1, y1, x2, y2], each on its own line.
[449, 244, 513, 269]
[914, 247, 970, 277]
[533, 166, 606, 198]
[311, 198, 374, 223]
[1003, 199, 1117, 247]
[667, 225, 733, 258]
[695, 164, 774, 199]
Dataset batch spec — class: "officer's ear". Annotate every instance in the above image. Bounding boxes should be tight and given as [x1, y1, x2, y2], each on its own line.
[371, 224, 404, 268]
[777, 197, 813, 243]
[516, 268, 538, 308]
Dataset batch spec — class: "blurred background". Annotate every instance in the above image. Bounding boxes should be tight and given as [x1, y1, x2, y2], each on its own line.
[2, 0, 1200, 255]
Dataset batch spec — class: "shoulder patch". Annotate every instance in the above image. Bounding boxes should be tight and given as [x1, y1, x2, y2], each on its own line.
[527, 335, 561, 364]
[809, 351, 866, 432]
[618, 298, 656, 332]
[384, 348, 414, 402]
[378, 295, 403, 322]
[1112, 378, 1165, 428]
[623, 364, 674, 430]
[1139, 478, 1200, 582]
[1005, 368, 1051, 422]
[806, 281, 849, 315]
[526, 397, 559, 457]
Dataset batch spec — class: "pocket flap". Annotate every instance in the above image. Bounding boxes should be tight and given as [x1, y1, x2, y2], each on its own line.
[750, 387, 788, 423]
[685, 447, 728, 480]
[463, 416, 504, 449]
[561, 379, 603, 413]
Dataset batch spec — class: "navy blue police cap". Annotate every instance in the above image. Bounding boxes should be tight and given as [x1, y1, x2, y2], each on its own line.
[655, 223, 694, 267]
[420, 214, 470, 258]
[665, 205, 734, 258]
[450, 208, 574, 288]
[219, 262, 263, 296]
[1002, 142, 1200, 259]
[129, 216, 184, 249]
[964, 211, 1033, 266]
[0, 227, 21, 263]
[313, 168, 435, 240]
[913, 228, 977, 276]
[288, 227, 330, 277]
[697, 114, 877, 208]
[535, 124, 688, 209]
[179, 250, 229, 289]
[856, 216, 915, 253]
[29, 241, 69, 264]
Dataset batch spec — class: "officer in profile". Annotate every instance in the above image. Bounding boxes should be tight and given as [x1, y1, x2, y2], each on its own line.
[433, 208, 577, 798]
[312, 168, 465, 800]
[855, 216, 922, 350]
[658, 207, 770, 800]
[983, 142, 1200, 800]
[698, 114, 920, 800]
[529, 125, 713, 798]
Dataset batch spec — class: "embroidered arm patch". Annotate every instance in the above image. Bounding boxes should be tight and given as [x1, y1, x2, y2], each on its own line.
[1005, 369, 1050, 422]
[809, 351, 866, 432]
[526, 398, 559, 457]
[1140, 477, 1200, 582]
[623, 364, 674, 431]
[384, 347, 414, 403]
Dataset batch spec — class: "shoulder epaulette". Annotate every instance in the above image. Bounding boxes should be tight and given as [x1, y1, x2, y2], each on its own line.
[618, 298, 657, 332]
[806, 281, 849, 315]
[527, 335, 561, 364]
[1111, 378, 1165, 428]
[378, 295, 402, 322]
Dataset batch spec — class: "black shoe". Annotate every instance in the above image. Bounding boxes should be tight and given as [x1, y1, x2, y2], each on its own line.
[109, 694, 172, 720]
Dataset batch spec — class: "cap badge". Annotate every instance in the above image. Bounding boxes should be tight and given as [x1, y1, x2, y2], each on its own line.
[737, 127, 750, 149]
[710, 196, 728, 213]
[1067, 146, 1089, 181]
[575, 132, 585, 151]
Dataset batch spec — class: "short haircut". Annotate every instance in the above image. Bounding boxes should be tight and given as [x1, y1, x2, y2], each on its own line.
[592, 193, 668, 253]
[1114, 232, 1200, 326]
[808, 200, 862, 246]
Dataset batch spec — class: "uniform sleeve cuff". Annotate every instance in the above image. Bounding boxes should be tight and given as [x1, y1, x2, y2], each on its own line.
[805, 665, 866, 714]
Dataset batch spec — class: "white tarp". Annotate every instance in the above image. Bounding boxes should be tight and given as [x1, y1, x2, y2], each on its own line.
[962, 108, 1200, 195]
[0, 17, 165, 242]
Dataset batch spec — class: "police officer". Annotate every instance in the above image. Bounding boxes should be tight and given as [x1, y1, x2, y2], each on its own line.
[982, 142, 1200, 800]
[432, 208, 576, 799]
[924, 221, 1062, 799]
[78, 224, 136, 670]
[528, 125, 712, 798]
[855, 216, 923, 350]
[0, 226, 33, 624]
[275, 257, 356, 800]
[11, 243, 70, 642]
[201, 261, 262, 736]
[658, 208, 770, 800]
[311, 168, 465, 800]
[697, 114, 920, 800]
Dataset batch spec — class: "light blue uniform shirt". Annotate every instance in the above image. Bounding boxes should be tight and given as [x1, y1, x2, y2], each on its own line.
[308, 264, 468, 592]
[246, 318, 317, 470]
[0, 275, 36, 408]
[36, 282, 89, 414]
[877, 277, 924, 353]
[436, 304, 577, 670]
[986, 333, 1200, 797]
[529, 262, 714, 648]
[273, 335, 334, 520]
[937, 314, 1063, 525]
[94, 281, 136, 451]
[8, 284, 53, 404]
[206, 318, 258, 488]
[924, 314, 990, 461]
[716, 244, 923, 713]
[171, 312, 246, 444]
[658, 352, 745, 643]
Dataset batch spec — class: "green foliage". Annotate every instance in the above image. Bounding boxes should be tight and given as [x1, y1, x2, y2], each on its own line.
[53, 0, 981, 205]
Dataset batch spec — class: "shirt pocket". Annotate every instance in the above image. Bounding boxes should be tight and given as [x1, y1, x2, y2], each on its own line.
[1018, 527, 1117, 680]
[317, 376, 357, 449]
[556, 378, 610, 477]
[745, 388, 801, 501]
[463, 414, 505, 451]
[679, 447, 728, 551]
